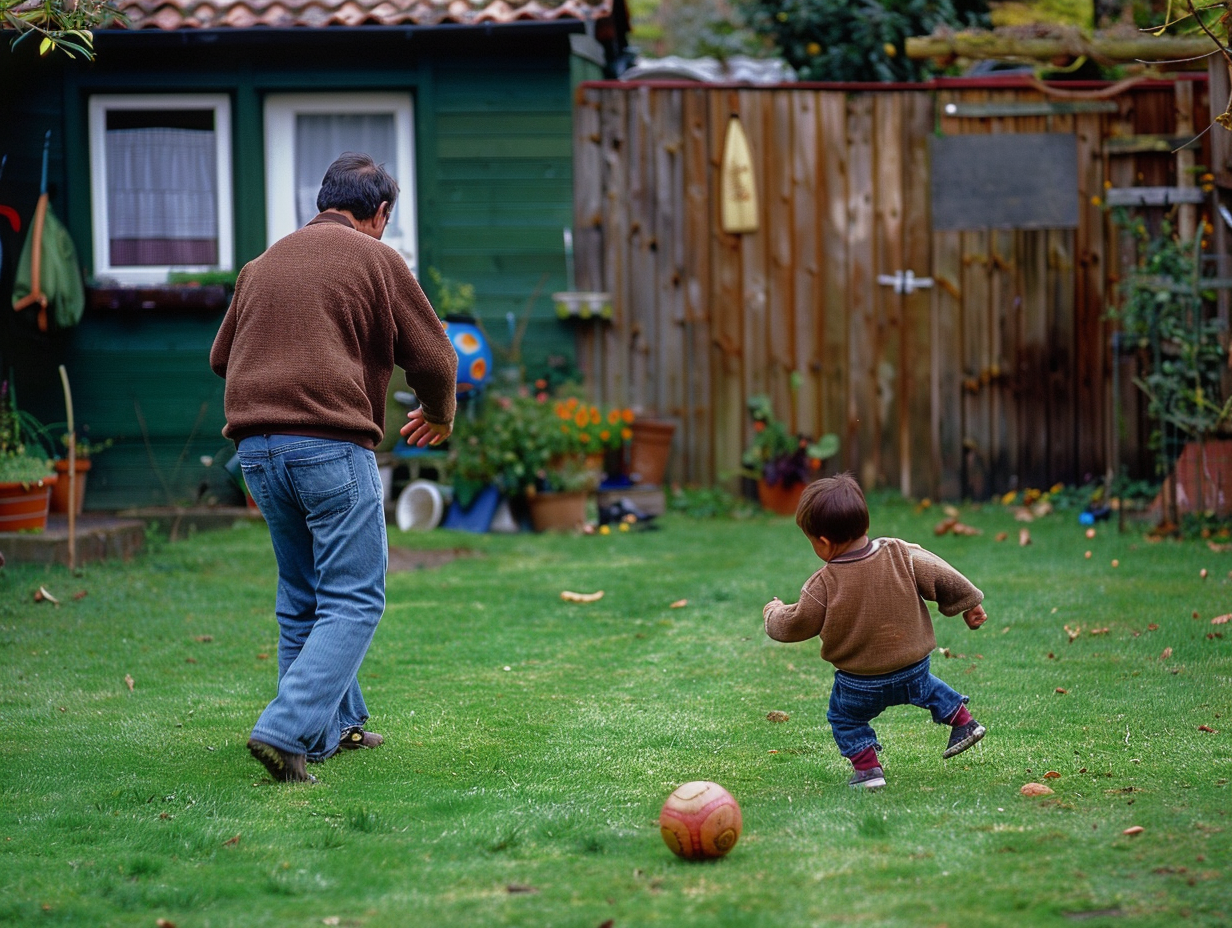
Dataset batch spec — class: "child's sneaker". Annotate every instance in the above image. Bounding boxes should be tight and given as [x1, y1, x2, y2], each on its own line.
[943, 719, 986, 759]
[848, 766, 886, 789]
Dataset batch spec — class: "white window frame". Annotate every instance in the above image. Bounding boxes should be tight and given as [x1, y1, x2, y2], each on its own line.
[87, 93, 234, 286]
[263, 92, 418, 273]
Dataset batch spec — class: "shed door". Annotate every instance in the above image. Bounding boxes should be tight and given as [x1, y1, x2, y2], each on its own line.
[264, 93, 418, 271]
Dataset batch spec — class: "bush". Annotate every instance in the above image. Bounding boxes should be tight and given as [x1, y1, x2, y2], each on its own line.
[738, 0, 989, 82]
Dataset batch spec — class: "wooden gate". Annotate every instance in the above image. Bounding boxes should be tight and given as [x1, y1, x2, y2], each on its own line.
[571, 77, 1210, 499]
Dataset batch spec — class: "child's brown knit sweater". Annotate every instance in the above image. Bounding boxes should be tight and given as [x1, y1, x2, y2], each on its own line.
[764, 537, 983, 675]
[210, 213, 457, 449]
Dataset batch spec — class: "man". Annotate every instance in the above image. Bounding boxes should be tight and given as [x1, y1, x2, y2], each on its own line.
[210, 152, 457, 783]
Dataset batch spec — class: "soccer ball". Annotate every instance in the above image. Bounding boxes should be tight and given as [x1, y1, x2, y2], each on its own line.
[659, 781, 742, 860]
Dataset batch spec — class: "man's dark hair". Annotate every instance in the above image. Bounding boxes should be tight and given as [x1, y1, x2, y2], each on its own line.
[795, 472, 869, 542]
[316, 152, 399, 221]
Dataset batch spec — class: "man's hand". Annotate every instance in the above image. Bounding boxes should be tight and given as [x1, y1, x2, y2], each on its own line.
[963, 605, 987, 630]
[400, 407, 452, 448]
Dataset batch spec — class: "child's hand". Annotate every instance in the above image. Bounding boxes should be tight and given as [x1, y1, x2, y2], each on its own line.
[963, 605, 987, 630]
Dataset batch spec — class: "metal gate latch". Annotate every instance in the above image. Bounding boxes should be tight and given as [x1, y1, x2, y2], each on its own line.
[877, 270, 934, 294]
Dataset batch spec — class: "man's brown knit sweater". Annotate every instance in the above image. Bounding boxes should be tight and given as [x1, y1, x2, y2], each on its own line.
[210, 213, 457, 449]
[764, 537, 983, 675]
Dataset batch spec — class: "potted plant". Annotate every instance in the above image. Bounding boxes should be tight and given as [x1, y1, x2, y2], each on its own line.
[0, 380, 58, 531]
[51, 429, 113, 515]
[1110, 213, 1232, 524]
[741, 394, 839, 515]
[448, 385, 633, 531]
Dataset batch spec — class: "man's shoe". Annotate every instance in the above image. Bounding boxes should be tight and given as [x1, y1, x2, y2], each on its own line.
[943, 719, 987, 759]
[848, 766, 886, 789]
[338, 726, 384, 750]
[247, 738, 317, 783]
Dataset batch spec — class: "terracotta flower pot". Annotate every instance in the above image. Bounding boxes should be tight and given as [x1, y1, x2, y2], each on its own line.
[629, 419, 675, 486]
[0, 475, 58, 532]
[757, 478, 805, 517]
[527, 490, 588, 532]
[51, 458, 92, 515]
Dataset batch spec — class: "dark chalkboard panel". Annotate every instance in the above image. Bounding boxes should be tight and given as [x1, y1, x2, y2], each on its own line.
[931, 133, 1079, 231]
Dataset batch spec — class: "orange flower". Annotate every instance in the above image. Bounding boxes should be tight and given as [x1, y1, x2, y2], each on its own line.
[575, 409, 589, 428]
[753, 421, 766, 433]
[600, 429, 611, 442]
[590, 406, 601, 425]
[607, 409, 621, 425]
[622, 409, 635, 424]
[620, 427, 632, 441]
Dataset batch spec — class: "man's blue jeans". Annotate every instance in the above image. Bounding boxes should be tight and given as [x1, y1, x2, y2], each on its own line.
[826, 656, 967, 758]
[237, 435, 387, 762]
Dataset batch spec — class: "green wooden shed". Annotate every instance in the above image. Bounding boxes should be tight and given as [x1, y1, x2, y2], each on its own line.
[0, 0, 629, 509]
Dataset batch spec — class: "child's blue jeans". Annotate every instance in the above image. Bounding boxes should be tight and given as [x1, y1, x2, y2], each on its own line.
[826, 656, 967, 758]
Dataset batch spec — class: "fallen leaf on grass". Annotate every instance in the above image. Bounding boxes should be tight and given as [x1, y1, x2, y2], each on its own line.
[1198, 725, 1219, 733]
[193, 635, 213, 643]
[995, 531, 1008, 542]
[1043, 771, 1062, 779]
[124, 674, 134, 692]
[1089, 628, 1109, 636]
[1122, 826, 1145, 836]
[223, 834, 240, 847]
[156, 919, 177, 928]
[951, 522, 983, 536]
[72, 591, 87, 601]
[33, 586, 59, 605]
[506, 884, 537, 894]
[1056, 687, 1068, 694]
[1019, 528, 1032, 546]
[1021, 783, 1054, 797]
[560, 590, 604, 603]
[1212, 614, 1231, 625]
[669, 599, 688, 608]
[934, 517, 957, 536]
[1065, 624, 1081, 643]
[1147, 623, 1159, 631]
[1013, 507, 1034, 523]
[766, 710, 789, 723]
[1160, 647, 1173, 661]
[1207, 540, 1232, 552]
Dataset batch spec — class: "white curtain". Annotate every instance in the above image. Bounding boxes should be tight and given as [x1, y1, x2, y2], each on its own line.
[294, 114, 396, 226]
[106, 127, 217, 265]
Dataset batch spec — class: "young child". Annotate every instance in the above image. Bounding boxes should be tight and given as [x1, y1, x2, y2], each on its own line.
[763, 473, 988, 789]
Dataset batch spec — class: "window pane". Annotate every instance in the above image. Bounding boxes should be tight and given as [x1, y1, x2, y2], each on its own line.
[294, 114, 396, 226]
[105, 112, 218, 267]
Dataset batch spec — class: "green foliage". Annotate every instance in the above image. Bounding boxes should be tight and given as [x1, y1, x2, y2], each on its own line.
[0, 377, 56, 483]
[0, 502, 1228, 925]
[1, 0, 122, 59]
[1109, 213, 1230, 473]
[738, 0, 990, 82]
[451, 387, 633, 502]
[668, 483, 746, 517]
[426, 267, 476, 319]
[741, 394, 839, 488]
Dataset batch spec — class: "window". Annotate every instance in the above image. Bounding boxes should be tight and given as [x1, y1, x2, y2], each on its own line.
[88, 94, 233, 286]
[264, 93, 418, 272]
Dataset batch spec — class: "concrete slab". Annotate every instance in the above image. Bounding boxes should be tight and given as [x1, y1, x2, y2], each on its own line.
[0, 513, 146, 567]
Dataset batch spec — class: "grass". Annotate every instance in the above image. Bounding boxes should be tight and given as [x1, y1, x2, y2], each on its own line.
[0, 495, 1229, 927]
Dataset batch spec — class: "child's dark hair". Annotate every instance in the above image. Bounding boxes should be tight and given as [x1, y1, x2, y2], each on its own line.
[795, 472, 869, 542]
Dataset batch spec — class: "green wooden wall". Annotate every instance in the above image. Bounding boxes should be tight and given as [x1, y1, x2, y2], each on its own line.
[0, 31, 597, 510]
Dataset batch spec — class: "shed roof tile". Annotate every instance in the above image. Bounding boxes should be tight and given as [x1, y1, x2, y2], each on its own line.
[111, 0, 613, 30]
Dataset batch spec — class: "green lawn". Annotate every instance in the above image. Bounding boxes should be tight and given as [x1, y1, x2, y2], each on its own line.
[0, 496, 1228, 927]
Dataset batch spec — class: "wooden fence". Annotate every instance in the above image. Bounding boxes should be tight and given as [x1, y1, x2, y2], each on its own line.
[569, 76, 1212, 499]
